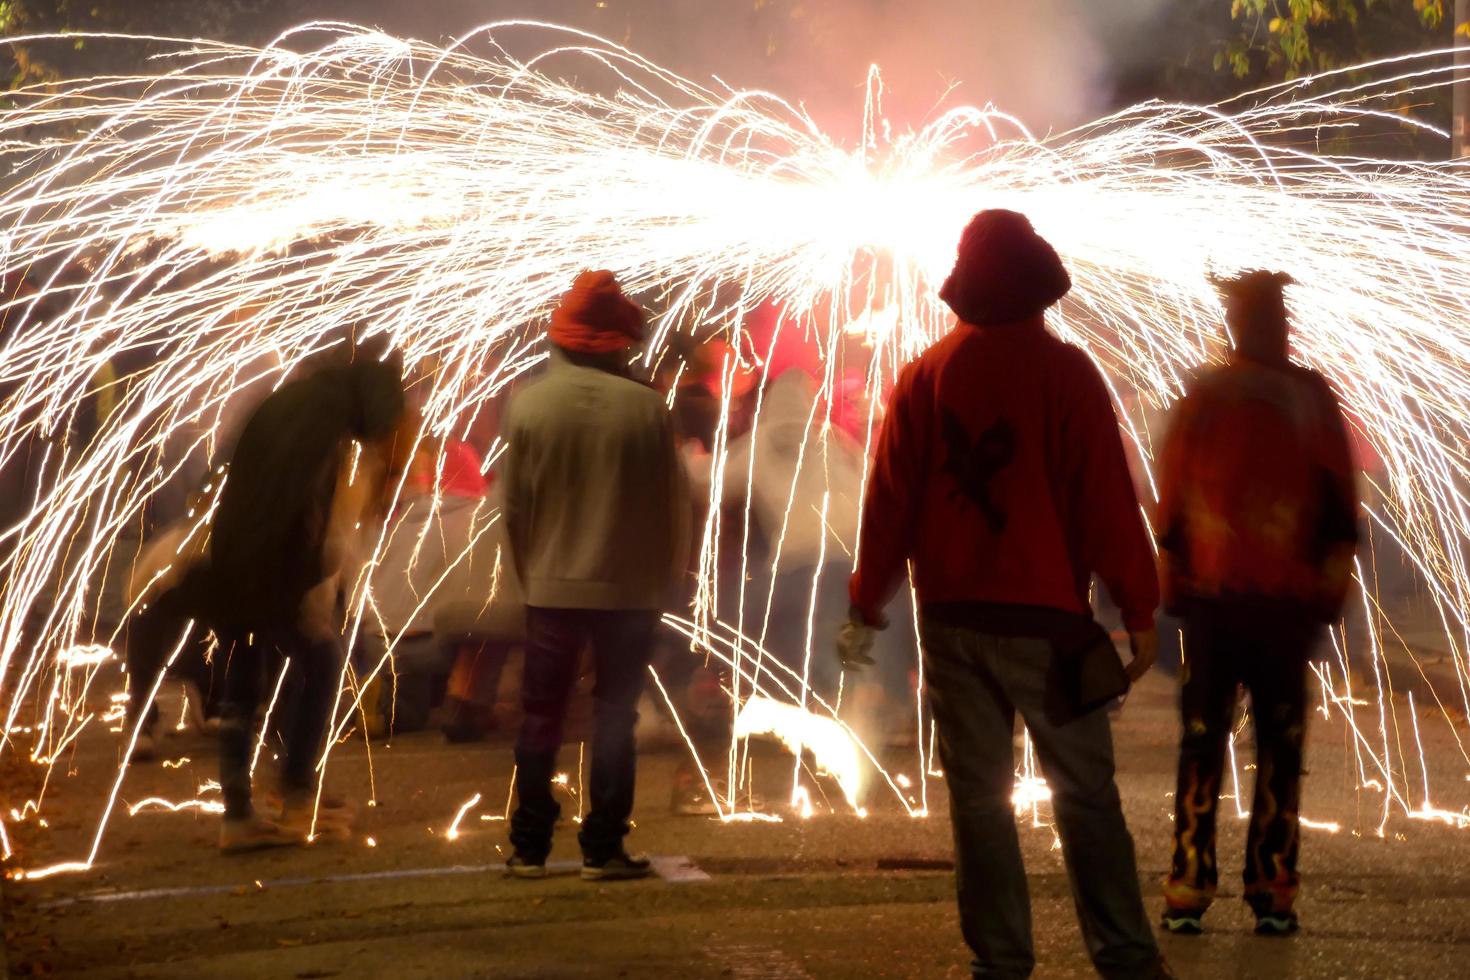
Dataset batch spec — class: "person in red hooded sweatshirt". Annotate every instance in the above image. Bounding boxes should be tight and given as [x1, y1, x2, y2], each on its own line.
[502, 270, 690, 881]
[842, 210, 1171, 980]
[1156, 271, 1359, 938]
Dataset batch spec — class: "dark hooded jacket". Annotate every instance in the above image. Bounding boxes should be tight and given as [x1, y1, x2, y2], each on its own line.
[206, 359, 405, 630]
[850, 209, 1157, 635]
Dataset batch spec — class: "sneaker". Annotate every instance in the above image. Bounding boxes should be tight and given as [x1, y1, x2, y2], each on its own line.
[671, 777, 723, 817]
[270, 792, 356, 839]
[219, 815, 303, 854]
[581, 851, 653, 882]
[505, 853, 547, 879]
[1161, 907, 1206, 935]
[1254, 910, 1300, 936]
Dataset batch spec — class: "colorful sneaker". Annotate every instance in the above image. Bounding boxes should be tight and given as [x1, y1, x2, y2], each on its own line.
[1161, 907, 1206, 935]
[581, 851, 652, 882]
[219, 815, 302, 854]
[505, 853, 547, 879]
[1254, 910, 1300, 936]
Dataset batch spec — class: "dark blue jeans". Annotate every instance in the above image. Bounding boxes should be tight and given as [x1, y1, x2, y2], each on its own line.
[510, 607, 659, 863]
[217, 628, 345, 820]
[919, 620, 1159, 980]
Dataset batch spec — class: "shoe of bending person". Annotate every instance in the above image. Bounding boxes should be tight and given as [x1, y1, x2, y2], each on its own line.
[270, 791, 356, 840]
[219, 815, 303, 854]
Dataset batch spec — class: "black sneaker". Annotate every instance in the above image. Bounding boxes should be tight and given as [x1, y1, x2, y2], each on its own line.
[581, 851, 653, 882]
[1161, 907, 1206, 935]
[505, 853, 547, 879]
[1254, 910, 1300, 936]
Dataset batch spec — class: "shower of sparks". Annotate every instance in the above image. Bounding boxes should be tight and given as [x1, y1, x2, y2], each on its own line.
[0, 22, 1468, 874]
[733, 695, 866, 813]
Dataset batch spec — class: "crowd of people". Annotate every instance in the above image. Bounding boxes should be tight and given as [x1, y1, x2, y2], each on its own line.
[102, 208, 1358, 978]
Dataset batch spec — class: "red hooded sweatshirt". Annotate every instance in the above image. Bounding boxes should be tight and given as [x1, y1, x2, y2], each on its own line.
[849, 317, 1159, 632]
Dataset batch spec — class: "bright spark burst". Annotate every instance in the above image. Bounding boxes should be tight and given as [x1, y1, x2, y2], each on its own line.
[0, 23, 1468, 873]
[733, 695, 865, 813]
[444, 792, 482, 842]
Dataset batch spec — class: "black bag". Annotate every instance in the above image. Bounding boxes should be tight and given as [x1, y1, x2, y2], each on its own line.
[1043, 618, 1130, 727]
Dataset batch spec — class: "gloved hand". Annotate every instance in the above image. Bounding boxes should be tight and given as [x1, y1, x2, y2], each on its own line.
[836, 618, 878, 672]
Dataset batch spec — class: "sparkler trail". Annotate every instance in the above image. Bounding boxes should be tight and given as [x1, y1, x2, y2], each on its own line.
[1, 22, 1469, 872]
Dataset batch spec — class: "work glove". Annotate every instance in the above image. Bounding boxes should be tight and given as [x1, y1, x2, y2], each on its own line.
[836, 617, 878, 672]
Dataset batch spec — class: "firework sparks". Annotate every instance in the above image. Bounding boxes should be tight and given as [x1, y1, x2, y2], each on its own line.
[0, 23, 1466, 874]
[126, 796, 225, 817]
[733, 694, 865, 814]
[444, 792, 482, 842]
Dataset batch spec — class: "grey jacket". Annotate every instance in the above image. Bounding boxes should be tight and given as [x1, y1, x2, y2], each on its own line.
[503, 349, 690, 611]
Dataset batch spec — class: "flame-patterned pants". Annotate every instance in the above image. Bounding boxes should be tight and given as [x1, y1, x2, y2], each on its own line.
[1165, 602, 1320, 915]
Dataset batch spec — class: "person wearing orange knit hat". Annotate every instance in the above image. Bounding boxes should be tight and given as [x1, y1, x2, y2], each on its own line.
[501, 269, 691, 881]
[546, 269, 645, 354]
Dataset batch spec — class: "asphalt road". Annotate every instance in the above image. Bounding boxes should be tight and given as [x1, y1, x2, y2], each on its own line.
[3, 665, 1470, 978]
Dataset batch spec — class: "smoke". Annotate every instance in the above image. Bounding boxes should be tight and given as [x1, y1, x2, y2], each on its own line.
[315, 0, 1175, 137]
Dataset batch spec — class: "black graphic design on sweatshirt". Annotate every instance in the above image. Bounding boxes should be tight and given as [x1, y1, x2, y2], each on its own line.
[940, 409, 1017, 533]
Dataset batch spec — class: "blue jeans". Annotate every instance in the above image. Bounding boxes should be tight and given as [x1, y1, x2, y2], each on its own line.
[510, 607, 659, 863]
[919, 619, 1160, 980]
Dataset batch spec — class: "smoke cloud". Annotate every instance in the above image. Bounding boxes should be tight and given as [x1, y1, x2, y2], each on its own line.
[309, 1, 1174, 137]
